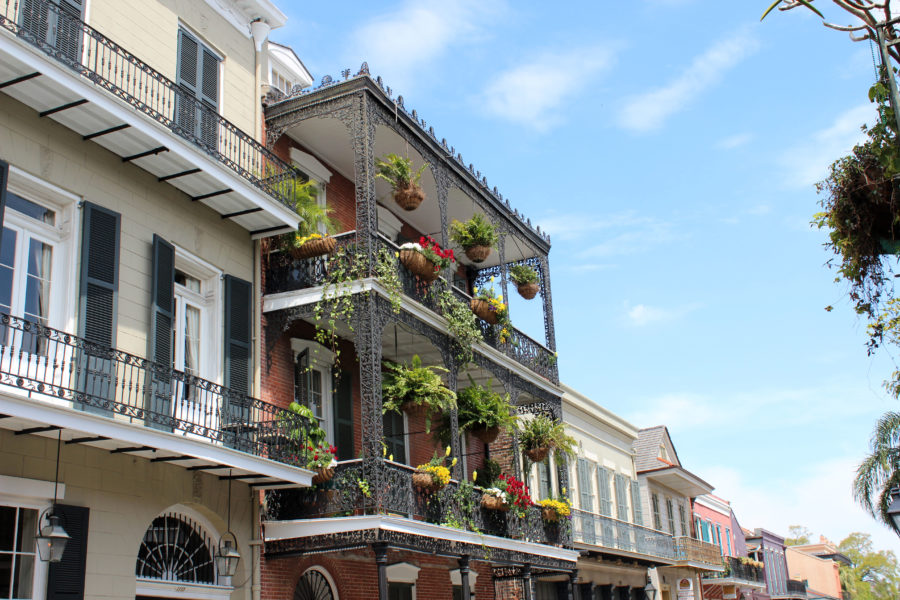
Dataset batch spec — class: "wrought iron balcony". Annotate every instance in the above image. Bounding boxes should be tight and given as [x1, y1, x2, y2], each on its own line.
[703, 556, 765, 585]
[264, 232, 558, 381]
[673, 536, 725, 568]
[0, 313, 314, 467]
[0, 0, 300, 212]
[266, 459, 570, 548]
[571, 509, 676, 560]
[781, 579, 808, 598]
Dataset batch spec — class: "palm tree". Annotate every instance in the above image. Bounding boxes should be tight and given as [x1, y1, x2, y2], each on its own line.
[853, 411, 900, 530]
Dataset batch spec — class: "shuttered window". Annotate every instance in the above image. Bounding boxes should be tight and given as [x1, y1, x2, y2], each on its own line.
[0, 161, 7, 251]
[678, 502, 688, 537]
[537, 458, 552, 500]
[383, 411, 405, 464]
[223, 275, 251, 423]
[176, 28, 220, 149]
[631, 480, 643, 525]
[47, 504, 89, 600]
[333, 369, 354, 460]
[652, 493, 662, 530]
[576, 458, 593, 512]
[148, 235, 175, 423]
[614, 473, 628, 521]
[597, 466, 612, 516]
[19, 0, 84, 62]
[666, 497, 676, 534]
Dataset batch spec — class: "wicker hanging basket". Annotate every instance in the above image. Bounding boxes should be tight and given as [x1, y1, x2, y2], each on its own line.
[516, 282, 539, 300]
[541, 507, 560, 523]
[400, 400, 428, 422]
[464, 245, 492, 263]
[470, 426, 500, 445]
[312, 466, 335, 485]
[524, 447, 550, 463]
[470, 298, 499, 325]
[292, 236, 336, 260]
[412, 470, 442, 492]
[399, 249, 440, 282]
[481, 494, 510, 512]
[393, 183, 425, 211]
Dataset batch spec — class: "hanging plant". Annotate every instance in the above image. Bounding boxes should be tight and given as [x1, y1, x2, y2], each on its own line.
[413, 447, 456, 493]
[471, 282, 513, 344]
[450, 213, 499, 263]
[276, 179, 337, 259]
[398, 236, 455, 282]
[456, 374, 517, 444]
[518, 414, 576, 463]
[509, 264, 540, 300]
[381, 355, 457, 433]
[376, 153, 428, 211]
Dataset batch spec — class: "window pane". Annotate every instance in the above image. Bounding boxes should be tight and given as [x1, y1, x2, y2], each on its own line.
[24, 239, 51, 322]
[0, 553, 11, 598]
[11, 554, 32, 598]
[0, 228, 17, 315]
[15, 510, 35, 553]
[310, 370, 322, 418]
[7, 193, 55, 225]
[0, 507, 14, 551]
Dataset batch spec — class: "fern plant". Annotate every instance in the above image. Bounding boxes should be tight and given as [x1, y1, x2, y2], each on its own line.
[509, 264, 539, 286]
[449, 213, 498, 249]
[518, 414, 576, 459]
[375, 153, 427, 189]
[382, 355, 457, 432]
[456, 375, 517, 433]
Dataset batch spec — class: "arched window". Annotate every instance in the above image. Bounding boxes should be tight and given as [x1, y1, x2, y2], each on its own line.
[294, 567, 338, 600]
[135, 513, 216, 583]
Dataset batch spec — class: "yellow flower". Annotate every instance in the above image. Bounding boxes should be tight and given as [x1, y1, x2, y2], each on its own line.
[562, 487, 567, 495]
[389, 454, 394, 461]
[383, 445, 386, 457]
[395, 251, 400, 258]
[490, 276, 495, 282]
[451, 457, 458, 467]
[473, 286, 479, 293]
[472, 470, 478, 481]
[445, 446, 451, 457]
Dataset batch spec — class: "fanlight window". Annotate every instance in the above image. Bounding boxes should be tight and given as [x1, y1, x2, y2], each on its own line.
[294, 569, 336, 600]
[135, 513, 216, 583]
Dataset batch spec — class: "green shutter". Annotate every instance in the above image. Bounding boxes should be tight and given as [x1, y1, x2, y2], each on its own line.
[597, 466, 612, 516]
[538, 459, 551, 499]
[332, 369, 354, 461]
[614, 473, 628, 521]
[577, 458, 593, 512]
[294, 348, 309, 407]
[631, 480, 643, 526]
[224, 274, 252, 423]
[47, 504, 89, 600]
[148, 235, 174, 425]
[0, 160, 7, 249]
[652, 494, 662, 530]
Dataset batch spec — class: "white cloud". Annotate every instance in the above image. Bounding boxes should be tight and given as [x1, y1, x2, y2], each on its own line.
[717, 132, 754, 149]
[346, 1, 504, 93]
[780, 103, 876, 188]
[481, 46, 617, 131]
[618, 30, 761, 132]
[625, 303, 700, 327]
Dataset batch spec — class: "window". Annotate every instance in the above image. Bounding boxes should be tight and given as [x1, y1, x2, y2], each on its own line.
[665, 498, 676, 534]
[726, 528, 732, 555]
[19, 0, 84, 62]
[630, 480, 643, 526]
[176, 28, 220, 150]
[614, 473, 628, 521]
[293, 341, 336, 443]
[694, 516, 701, 539]
[0, 506, 37, 599]
[716, 525, 723, 552]
[651, 493, 662, 530]
[537, 459, 552, 500]
[701, 520, 711, 543]
[596, 465, 611, 516]
[577, 459, 594, 512]
[272, 69, 293, 95]
[383, 411, 407, 465]
[388, 582, 414, 600]
[678, 503, 688, 537]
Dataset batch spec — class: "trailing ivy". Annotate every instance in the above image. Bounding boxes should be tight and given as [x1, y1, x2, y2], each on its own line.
[435, 285, 483, 365]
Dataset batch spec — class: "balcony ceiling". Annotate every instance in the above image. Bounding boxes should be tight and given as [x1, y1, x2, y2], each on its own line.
[642, 466, 713, 498]
[0, 31, 298, 238]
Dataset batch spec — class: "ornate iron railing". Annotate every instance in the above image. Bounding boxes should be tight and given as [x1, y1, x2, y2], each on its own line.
[263, 233, 558, 380]
[0, 0, 300, 209]
[674, 536, 724, 566]
[570, 509, 675, 559]
[0, 313, 315, 465]
[784, 579, 808, 596]
[704, 556, 764, 584]
[266, 460, 570, 548]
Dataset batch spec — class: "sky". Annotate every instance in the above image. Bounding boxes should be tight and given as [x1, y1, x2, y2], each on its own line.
[273, 1, 900, 554]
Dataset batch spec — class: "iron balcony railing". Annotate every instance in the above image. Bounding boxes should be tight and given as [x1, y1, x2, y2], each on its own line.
[264, 232, 559, 381]
[0, 0, 300, 208]
[266, 459, 571, 548]
[0, 313, 315, 465]
[570, 509, 675, 560]
[674, 536, 725, 567]
[784, 579, 808, 596]
[704, 556, 765, 585]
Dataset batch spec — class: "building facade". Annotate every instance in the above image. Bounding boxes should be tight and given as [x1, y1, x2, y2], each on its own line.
[746, 529, 807, 600]
[785, 538, 847, 600]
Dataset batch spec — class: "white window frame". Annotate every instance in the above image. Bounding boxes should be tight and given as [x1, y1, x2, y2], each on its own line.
[291, 339, 335, 443]
[0, 475, 68, 600]
[172, 246, 222, 384]
[386, 562, 419, 600]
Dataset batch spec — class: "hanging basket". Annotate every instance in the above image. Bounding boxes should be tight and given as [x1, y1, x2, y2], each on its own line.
[481, 494, 510, 512]
[470, 426, 500, 445]
[412, 470, 442, 492]
[470, 299, 499, 324]
[524, 447, 550, 463]
[312, 466, 335, 485]
[393, 183, 425, 211]
[400, 400, 429, 423]
[399, 249, 440, 282]
[541, 507, 560, 523]
[292, 236, 336, 260]
[464, 245, 492, 263]
[516, 282, 539, 300]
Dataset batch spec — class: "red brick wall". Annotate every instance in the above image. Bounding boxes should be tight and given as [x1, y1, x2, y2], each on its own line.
[261, 548, 497, 600]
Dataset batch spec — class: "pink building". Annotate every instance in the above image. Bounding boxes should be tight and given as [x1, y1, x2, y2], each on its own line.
[694, 495, 738, 557]
[785, 537, 848, 600]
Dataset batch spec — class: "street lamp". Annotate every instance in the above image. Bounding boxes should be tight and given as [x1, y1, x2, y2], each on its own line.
[887, 486, 900, 533]
[644, 576, 657, 600]
[35, 431, 69, 563]
[215, 532, 241, 585]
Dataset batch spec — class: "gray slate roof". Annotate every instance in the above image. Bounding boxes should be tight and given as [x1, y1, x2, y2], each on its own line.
[633, 425, 680, 472]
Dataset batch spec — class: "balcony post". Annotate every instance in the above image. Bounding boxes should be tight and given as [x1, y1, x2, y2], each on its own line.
[537, 255, 558, 380]
[568, 570, 578, 600]
[374, 542, 388, 600]
[435, 166, 452, 281]
[522, 564, 534, 600]
[350, 92, 378, 275]
[356, 293, 386, 506]
[497, 234, 509, 318]
[458, 555, 471, 600]
[447, 361, 462, 480]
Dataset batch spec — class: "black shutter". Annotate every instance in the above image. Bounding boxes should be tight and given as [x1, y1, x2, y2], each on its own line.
[77, 202, 120, 414]
[199, 47, 219, 150]
[176, 29, 199, 137]
[148, 235, 174, 428]
[224, 275, 252, 428]
[333, 369, 354, 461]
[294, 348, 309, 407]
[383, 412, 405, 465]
[55, 0, 83, 63]
[0, 160, 7, 249]
[47, 504, 89, 600]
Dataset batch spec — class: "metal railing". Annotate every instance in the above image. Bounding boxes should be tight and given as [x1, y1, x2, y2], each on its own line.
[0, 0, 301, 209]
[674, 536, 725, 566]
[0, 313, 315, 465]
[266, 459, 570, 548]
[704, 556, 765, 584]
[263, 233, 558, 380]
[784, 579, 808, 596]
[570, 509, 675, 560]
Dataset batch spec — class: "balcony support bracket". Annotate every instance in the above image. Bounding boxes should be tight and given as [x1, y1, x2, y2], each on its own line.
[0, 72, 40, 89]
[39, 98, 88, 117]
[83, 123, 130, 141]
[122, 146, 168, 163]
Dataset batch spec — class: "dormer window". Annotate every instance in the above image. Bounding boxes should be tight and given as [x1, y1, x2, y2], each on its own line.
[272, 69, 292, 95]
[658, 445, 668, 461]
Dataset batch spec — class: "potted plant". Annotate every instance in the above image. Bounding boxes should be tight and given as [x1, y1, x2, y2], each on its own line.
[457, 375, 517, 444]
[413, 447, 455, 492]
[509, 264, 540, 300]
[538, 496, 571, 523]
[482, 474, 531, 517]
[518, 414, 576, 463]
[376, 153, 428, 211]
[450, 213, 499, 263]
[284, 180, 336, 259]
[470, 284, 513, 344]
[398, 236, 455, 282]
[306, 442, 338, 484]
[382, 355, 457, 433]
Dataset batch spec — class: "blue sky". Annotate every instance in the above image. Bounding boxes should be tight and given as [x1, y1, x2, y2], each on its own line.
[274, 1, 900, 552]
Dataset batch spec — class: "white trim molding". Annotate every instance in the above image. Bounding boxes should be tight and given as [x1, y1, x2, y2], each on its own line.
[135, 579, 234, 600]
[386, 562, 420, 584]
